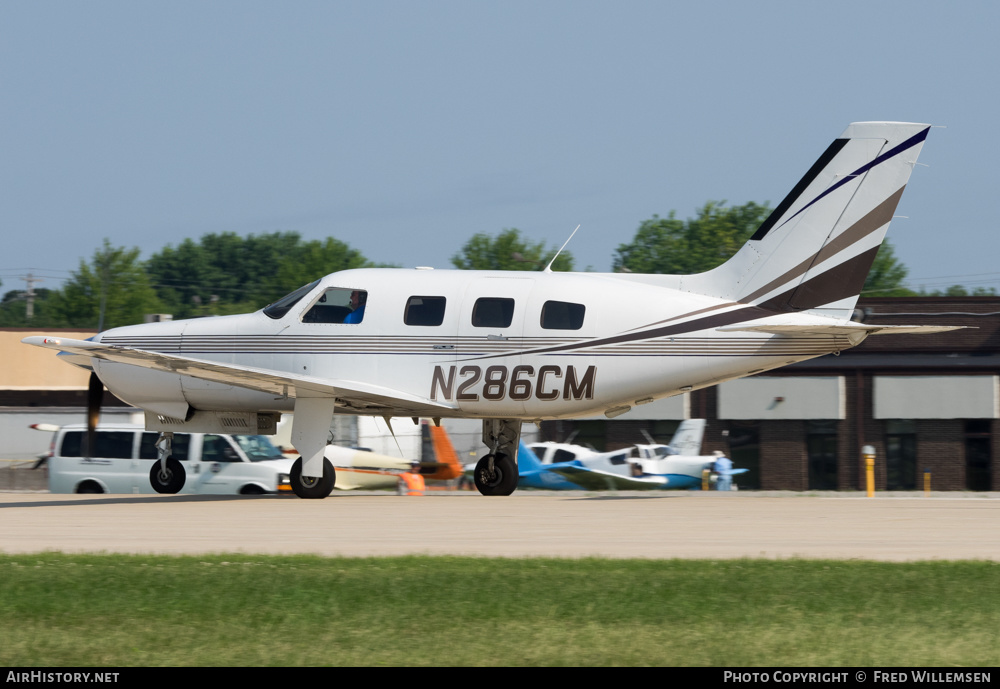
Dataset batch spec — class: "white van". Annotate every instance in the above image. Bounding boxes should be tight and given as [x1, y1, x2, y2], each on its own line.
[43, 424, 295, 495]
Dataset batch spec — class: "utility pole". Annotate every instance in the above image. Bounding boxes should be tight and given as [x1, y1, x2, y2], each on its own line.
[20, 273, 43, 321]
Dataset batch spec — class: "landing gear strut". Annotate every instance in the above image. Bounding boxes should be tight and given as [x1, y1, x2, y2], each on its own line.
[474, 418, 522, 496]
[149, 432, 186, 494]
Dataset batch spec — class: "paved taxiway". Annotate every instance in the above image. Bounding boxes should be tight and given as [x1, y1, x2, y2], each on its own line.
[1, 491, 997, 560]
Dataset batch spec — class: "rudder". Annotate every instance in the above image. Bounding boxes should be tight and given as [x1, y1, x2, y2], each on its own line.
[685, 122, 930, 319]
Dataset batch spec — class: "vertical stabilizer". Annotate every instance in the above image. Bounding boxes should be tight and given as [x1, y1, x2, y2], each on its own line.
[683, 122, 930, 319]
[668, 419, 706, 456]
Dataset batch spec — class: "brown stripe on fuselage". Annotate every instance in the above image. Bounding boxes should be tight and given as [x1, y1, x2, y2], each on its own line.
[481, 246, 885, 359]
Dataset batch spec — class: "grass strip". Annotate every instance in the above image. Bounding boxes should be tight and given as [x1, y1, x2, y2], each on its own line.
[1, 554, 997, 666]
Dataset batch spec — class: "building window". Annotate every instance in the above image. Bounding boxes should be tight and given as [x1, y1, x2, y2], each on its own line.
[885, 420, 917, 490]
[964, 420, 992, 491]
[807, 421, 838, 490]
[728, 421, 760, 489]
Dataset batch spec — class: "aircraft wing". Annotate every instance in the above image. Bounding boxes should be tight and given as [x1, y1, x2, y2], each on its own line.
[22, 336, 457, 416]
[551, 465, 670, 491]
[717, 323, 965, 336]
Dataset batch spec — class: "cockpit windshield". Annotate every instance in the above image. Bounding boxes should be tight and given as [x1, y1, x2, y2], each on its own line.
[263, 280, 321, 319]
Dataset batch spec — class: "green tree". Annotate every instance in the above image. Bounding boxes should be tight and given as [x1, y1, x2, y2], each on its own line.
[48, 239, 162, 330]
[613, 201, 772, 274]
[451, 228, 574, 271]
[273, 237, 377, 295]
[146, 232, 377, 318]
[0, 288, 62, 327]
[916, 284, 998, 297]
[860, 240, 914, 296]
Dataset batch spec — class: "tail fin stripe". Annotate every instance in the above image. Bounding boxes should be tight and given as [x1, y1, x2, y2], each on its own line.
[758, 246, 882, 312]
[740, 186, 906, 304]
[750, 138, 849, 241]
[767, 127, 928, 237]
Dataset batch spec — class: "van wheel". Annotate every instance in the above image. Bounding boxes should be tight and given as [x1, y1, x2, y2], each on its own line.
[76, 481, 104, 494]
[149, 457, 186, 494]
[240, 485, 266, 495]
[290, 457, 336, 499]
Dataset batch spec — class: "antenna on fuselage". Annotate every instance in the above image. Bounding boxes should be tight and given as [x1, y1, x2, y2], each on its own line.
[543, 224, 581, 273]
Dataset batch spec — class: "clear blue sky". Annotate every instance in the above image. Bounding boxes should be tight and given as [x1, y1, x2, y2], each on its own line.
[3, 1, 998, 295]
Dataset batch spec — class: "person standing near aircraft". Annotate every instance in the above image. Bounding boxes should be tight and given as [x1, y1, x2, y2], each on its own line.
[398, 460, 425, 496]
[713, 451, 734, 491]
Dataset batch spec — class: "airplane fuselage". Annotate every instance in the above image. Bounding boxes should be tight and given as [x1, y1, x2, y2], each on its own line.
[89, 267, 853, 422]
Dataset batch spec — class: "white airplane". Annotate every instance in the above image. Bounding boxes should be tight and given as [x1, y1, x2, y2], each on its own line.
[634, 419, 707, 460]
[324, 423, 466, 490]
[526, 441, 633, 466]
[521, 420, 718, 490]
[24, 122, 958, 499]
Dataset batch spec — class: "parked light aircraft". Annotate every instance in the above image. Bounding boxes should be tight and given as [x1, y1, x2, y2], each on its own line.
[520, 420, 738, 490]
[296, 423, 466, 490]
[550, 448, 748, 491]
[24, 122, 958, 498]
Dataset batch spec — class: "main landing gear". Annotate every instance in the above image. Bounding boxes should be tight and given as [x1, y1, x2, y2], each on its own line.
[473, 418, 522, 496]
[149, 432, 186, 494]
[290, 457, 336, 499]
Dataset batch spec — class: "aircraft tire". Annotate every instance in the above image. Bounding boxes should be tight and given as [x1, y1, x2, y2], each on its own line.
[149, 457, 186, 494]
[474, 453, 517, 496]
[290, 457, 336, 499]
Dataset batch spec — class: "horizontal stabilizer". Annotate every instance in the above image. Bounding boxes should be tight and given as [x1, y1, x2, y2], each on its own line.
[717, 323, 965, 337]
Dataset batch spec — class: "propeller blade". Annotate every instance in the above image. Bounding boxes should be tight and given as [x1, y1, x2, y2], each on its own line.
[86, 371, 103, 458]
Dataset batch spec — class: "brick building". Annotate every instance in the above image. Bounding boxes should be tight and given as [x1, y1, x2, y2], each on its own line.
[542, 296, 1000, 491]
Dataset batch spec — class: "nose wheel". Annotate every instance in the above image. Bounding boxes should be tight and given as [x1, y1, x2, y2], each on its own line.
[149, 457, 186, 494]
[474, 453, 517, 496]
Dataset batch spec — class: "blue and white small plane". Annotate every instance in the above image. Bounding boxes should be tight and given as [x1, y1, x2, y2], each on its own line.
[518, 420, 744, 490]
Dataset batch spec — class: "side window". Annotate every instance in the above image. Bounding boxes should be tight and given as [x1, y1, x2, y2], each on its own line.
[139, 433, 191, 461]
[60, 431, 134, 458]
[540, 301, 585, 330]
[202, 435, 240, 462]
[553, 449, 577, 463]
[301, 288, 367, 324]
[472, 297, 514, 328]
[404, 296, 446, 326]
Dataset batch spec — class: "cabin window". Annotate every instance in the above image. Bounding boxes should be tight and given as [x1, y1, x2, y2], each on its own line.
[301, 288, 367, 324]
[264, 280, 320, 319]
[540, 301, 585, 330]
[472, 297, 514, 328]
[552, 448, 577, 463]
[404, 296, 446, 326]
